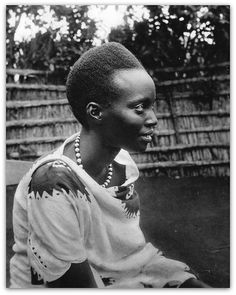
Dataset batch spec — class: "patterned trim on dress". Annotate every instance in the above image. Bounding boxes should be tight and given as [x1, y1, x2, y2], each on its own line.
[27, 159, 92, 203]
[115, 184, 140, 219]
[28, 237, 48, 269]
[30, 267, 44, 285]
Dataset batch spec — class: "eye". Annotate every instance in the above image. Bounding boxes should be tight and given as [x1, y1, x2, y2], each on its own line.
[135, 103, 144, 114]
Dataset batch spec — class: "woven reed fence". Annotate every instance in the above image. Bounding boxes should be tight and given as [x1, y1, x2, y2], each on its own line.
[6, 62, 230, 177]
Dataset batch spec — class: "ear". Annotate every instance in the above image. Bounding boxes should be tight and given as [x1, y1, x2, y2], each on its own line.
[86, 102, 102, 121]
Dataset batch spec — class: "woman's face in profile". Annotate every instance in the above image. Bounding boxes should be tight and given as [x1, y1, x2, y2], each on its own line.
[101, 69, 158, 152]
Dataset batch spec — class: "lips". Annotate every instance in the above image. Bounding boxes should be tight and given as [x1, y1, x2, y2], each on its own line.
[139, 130, 154, 142]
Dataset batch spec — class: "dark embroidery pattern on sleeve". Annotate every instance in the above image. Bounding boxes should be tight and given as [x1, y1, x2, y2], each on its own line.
[30, 267, 44, 285]
[116, 185, 140, 219]
[102, 276, 116, 286]
[28, 160, 91, 202]
[121, 191, 140, 218]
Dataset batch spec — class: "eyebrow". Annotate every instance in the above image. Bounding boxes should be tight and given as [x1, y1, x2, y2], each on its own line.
[127, 96, 157, 106]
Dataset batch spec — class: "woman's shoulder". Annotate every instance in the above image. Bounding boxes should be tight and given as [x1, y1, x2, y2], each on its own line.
[28, 160, 74, 195]
[31, 159, 72, 183]
[14, 153, 89, 205]
[31, 159, 85, 192]
[28, 157, 92, 204]
[29, 158, 90, 202]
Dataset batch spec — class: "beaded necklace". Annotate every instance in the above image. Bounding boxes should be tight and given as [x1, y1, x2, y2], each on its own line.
[74, 134, 113, 188]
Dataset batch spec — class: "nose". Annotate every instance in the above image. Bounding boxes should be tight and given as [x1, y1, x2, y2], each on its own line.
[145, 109, 158, 128]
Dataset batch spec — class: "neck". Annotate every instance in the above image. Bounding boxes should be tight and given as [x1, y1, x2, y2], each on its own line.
[79, 127, 120, 178]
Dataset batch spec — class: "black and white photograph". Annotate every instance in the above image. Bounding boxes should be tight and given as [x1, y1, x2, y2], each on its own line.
[5, 3, 230, 289]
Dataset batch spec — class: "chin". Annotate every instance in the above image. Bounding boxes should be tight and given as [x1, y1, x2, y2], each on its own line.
[137, 145, 149, 152]
[126, 142, 149, 153]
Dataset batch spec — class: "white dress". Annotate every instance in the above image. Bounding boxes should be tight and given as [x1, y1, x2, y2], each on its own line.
[10, 133, 196, 288]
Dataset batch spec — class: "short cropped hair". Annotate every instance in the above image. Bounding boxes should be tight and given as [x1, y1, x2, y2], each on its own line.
[66, 42, 144, 128]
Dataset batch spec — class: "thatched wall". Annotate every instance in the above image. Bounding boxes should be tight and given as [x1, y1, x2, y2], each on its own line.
[6, 63, 230, 177]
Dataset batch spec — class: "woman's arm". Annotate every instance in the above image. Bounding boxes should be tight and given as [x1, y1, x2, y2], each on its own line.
[47, 260, 98, 288]
[179, 278, 211, 288]
[28, 160, 99, 288]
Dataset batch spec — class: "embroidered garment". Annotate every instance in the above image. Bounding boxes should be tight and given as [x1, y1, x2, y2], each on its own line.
[10, 133, 196, 288]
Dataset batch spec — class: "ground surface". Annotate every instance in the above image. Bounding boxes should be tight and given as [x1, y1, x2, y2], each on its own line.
[137, 176, 230, 288]
[6, 176, 230, 288]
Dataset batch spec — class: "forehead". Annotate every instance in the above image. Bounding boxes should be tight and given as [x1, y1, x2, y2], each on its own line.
[111, 69, 156, 103]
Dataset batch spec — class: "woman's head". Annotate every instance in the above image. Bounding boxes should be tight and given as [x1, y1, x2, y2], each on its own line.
[66, 42, 144, 128]
[66, 42, 157, 152]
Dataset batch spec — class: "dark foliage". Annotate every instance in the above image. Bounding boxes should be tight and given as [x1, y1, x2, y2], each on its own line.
[109, 5, 230, 72]
[6, 5, 229, 80]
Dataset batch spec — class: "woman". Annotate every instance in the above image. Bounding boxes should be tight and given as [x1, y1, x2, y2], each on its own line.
[10, 42, 209, 288]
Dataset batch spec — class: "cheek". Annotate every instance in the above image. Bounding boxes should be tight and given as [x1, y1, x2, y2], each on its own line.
[110, 112, 143, 135]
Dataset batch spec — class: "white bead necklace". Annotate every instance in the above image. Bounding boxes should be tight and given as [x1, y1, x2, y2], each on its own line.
[74, 134, 113, 188]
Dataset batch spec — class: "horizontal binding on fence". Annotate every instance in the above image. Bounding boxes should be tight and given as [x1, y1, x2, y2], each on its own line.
[155, 110, 230, 119]
[6, 136, 67, 146]
[6, 68, 52, 76]
[153, 61, 229, 74]
[6, 127, 230, 144]
[6, 74, 230, 92]
[153, 126, 229, 137]
[6, 111, 230, 128]
[6, 83, 66, 91]
[8, 142, 229, 160]
[131, 142, 229, 154]
[157, 89, 229, 100]
[7, 62, 229, 76]
[176, 110, 229, 117]
[137, 160, 229, 170]
[6, 125, 230, 145]
[7, 62, 229, 77]
[6, 90, 230, 106]
[6, 117, 77, 128]
[6, 99, 68, 108]
[156, 74, 229, 87]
